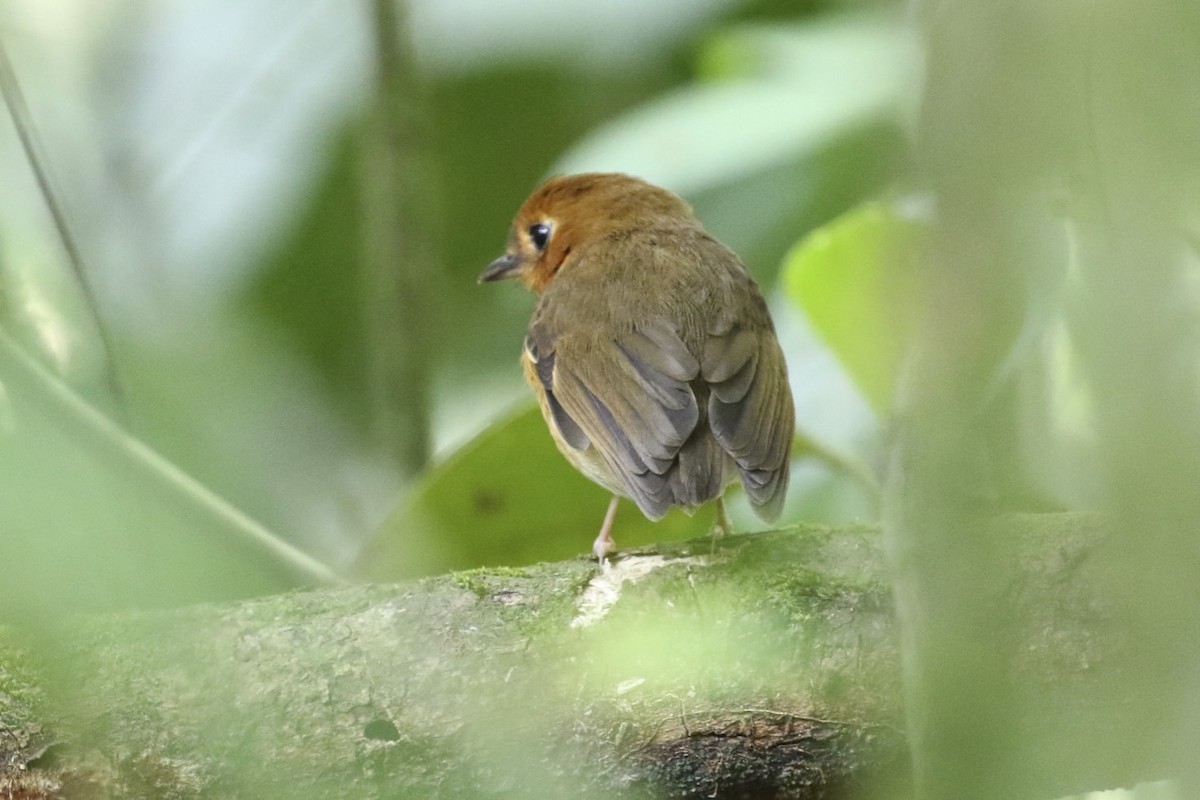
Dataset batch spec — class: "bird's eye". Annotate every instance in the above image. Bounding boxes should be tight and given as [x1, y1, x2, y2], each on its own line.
[528, 223, 551, 251]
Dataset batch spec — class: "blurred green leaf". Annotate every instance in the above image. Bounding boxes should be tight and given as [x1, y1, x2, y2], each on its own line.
[0, 329, 338, 620]
[553, 14, 911, 286]
[782, 201, 925, 412]
[556, 14, 913, 195]
[357, 405, 715, 580]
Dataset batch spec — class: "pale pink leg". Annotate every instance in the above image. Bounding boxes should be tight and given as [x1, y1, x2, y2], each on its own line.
[713, 495, 733, 539]
[593, 495, 620, 562]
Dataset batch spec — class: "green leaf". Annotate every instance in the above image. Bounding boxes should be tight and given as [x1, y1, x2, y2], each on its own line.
[783, 201, 926, 412]
[550, 14, 912, 287]
[0, 330, 339, 621]
[357, 405, 715, 580]
[555, 14, 913, 196]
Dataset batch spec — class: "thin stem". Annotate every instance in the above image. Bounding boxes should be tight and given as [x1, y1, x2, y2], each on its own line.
[0, 326, 343, 587]
[0, 36, 126, 414]
[362, 0, 435, 478]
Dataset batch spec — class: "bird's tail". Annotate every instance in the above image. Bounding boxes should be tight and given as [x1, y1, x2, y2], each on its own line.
[669, 393, 728, 510]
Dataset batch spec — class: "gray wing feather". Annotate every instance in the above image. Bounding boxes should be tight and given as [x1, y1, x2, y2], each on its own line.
[525, 336, 590, 451]
[551, 322, 702, 519]
[703, 325, 793, 520]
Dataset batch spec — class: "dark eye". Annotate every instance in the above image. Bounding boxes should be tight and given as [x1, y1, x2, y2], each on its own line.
[528, 223, 551, 251]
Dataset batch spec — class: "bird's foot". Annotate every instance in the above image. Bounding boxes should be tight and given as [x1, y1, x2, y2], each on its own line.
[712, 495, 734, 540]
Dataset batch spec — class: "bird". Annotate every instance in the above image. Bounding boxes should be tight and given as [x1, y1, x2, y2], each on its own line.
[479, 172, 794, 561]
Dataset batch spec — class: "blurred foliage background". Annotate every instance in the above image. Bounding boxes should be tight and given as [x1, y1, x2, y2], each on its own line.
[2, 0, 1199, 796]
[0, 0, 910, 605]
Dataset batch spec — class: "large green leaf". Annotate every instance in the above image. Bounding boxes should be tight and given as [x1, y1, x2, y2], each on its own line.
[555, 14, 913, 195]
[783, 201, 925, 413]
[356, 405, 716, 580]
[552, 14, 913, 281]
[0, 330, 338, 621]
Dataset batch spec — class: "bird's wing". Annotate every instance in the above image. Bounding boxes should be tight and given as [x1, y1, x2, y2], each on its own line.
[701, 316, 793, 521]
[525, 229, 793, 522]
[528, 319, 701, 520]
[523, 335, 590, 451]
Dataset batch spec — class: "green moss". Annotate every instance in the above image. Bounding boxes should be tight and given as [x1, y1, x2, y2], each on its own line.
[450, 564, 551, 596]
[0, 627, 41, 708]
[0, 626, 53, 777]
[445, 559, 598, 640]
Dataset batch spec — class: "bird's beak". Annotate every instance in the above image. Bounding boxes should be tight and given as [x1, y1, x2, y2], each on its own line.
[478, 253, 523, 283]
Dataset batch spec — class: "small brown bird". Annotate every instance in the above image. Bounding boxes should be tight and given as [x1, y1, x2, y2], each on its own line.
[480, 173, 794, 560]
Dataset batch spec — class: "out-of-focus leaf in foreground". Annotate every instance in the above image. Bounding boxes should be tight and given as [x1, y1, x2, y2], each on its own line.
[357, 405, 715, 580]
[783, 201, 926, 413]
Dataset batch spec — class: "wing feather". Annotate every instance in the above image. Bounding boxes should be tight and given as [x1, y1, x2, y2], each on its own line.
[524, 336, 590, 451]
[550, 322, 701, 519]
[704, 326, 793, 520]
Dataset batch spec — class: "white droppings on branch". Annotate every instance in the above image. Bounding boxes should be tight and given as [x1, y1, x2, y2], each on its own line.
[570, 554, 703, 629]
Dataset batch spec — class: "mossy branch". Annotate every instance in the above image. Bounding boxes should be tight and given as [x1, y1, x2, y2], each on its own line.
[0, 514, 1151, 798]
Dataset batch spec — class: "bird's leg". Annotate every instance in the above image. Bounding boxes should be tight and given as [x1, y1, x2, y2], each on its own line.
[713, 495, 734, 539]
[593, 495, 620, 562]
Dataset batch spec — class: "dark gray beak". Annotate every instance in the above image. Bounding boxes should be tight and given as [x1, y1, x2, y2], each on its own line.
[478, 253, 522, 283]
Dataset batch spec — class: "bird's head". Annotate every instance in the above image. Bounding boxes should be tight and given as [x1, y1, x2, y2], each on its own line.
[478, 172, 693, 293]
